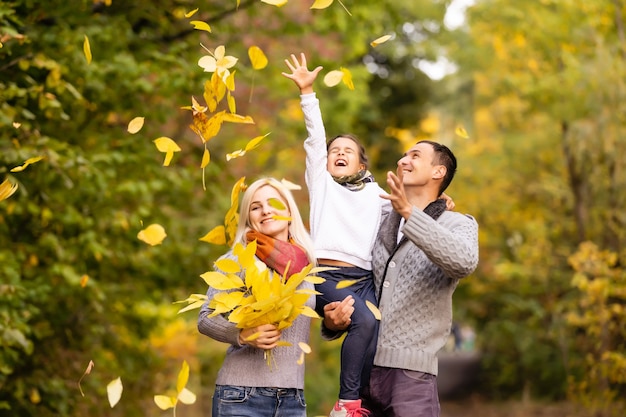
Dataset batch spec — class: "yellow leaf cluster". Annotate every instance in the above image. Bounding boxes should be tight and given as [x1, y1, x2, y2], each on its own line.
[203, 240, 324, 332]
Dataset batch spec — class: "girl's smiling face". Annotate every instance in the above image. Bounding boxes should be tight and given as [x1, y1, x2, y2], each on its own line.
[327, 137, 365, 177]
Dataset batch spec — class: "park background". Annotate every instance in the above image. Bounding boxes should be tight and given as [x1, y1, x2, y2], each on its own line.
[1, 0, 625, 416]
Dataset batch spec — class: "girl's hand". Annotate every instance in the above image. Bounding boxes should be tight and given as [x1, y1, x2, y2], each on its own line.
[239, 324, 282, 349]
[281, 52, 323, 95]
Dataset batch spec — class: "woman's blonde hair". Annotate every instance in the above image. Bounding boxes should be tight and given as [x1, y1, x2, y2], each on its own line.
[233, 177, 317, 265]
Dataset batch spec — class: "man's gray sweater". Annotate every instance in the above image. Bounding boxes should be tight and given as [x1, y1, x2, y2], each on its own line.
[371, 207, 479, 375]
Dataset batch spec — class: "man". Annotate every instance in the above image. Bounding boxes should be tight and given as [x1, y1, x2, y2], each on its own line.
[362, 140, 479, 417]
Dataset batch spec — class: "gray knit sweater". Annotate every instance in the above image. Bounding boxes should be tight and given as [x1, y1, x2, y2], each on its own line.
[197, 251, 315, 389]
[371, 207, 479, 375]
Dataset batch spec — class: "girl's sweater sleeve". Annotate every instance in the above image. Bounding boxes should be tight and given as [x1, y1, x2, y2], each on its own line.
[300, 93, 328, 193]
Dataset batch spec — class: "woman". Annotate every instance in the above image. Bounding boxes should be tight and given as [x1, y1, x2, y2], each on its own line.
[198, 177, 352, 417]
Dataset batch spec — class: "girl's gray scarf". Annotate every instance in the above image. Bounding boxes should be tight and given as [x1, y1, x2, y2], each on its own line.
[333, 169, 375, 191]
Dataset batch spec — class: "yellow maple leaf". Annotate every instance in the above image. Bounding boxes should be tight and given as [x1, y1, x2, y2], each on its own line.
[311, 0, 334, 9]
[199, 225, 227, 245]
[323, 70, 344, 87]
[83, 35, 92, 64]
[190, 20, 211, 32]
[455, 125, 470, 138]
[127, 116, 144, 134]
[153, 137, 181, 166]
[248, 46, 268, 70]
[261, 0, 288, 6]
[137, 224, 167, 246]
[370, 34, 392, 47]
[0, 178, 18, 201]
[11, 156, 44, 172]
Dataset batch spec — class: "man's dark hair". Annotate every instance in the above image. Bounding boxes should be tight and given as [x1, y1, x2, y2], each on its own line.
[418, 140, 457, 195]
[327, 133, 369, 170]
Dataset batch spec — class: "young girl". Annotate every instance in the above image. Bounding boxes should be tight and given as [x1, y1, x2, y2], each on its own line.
[283, 53, 390, 417]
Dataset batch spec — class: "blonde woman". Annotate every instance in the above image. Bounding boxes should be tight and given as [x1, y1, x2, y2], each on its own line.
[198, 178, 353, 417]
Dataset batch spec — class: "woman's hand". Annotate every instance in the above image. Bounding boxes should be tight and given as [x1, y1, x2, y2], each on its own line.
[239, 324, 282, 349]
[281, 52, 323, 95]
[323, 295, 355, 331]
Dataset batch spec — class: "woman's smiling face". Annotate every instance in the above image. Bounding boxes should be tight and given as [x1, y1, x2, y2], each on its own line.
[248, 185, 291, 241]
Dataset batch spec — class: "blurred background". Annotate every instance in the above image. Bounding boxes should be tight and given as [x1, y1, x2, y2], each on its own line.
[1, 0, 625, 416]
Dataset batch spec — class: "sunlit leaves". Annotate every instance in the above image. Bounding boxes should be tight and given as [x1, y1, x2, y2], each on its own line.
[77, 360, 94, 397]
[0, 178, 18, 201]
[153, 137, 181, 166]
[83, 35, 92, 64]
[127, 116, 144, 134]
[107, 377, 123, 408]
[370, 34, 392, 47]
[190, 21, 212, 33]
[11, 156, 44, 172]
[137, 224, 167, 246]
[226, 133, 270, 161]
[154, 360, 196, 412]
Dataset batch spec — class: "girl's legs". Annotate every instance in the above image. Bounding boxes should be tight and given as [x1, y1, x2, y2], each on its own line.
[316, 267, 380, 400]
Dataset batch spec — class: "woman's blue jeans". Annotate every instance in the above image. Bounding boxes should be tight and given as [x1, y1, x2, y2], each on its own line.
[315, 265, 380, 400]
[212, 385, 306, 417]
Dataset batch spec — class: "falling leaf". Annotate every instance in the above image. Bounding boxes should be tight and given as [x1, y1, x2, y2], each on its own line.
[11, 156, 44, 172]
[371, 34, 392, 47]
[127, 116, 144, 134]
[107, 377, 123, 408]
[261, 0, 288, 6]
[311, 0, 334, 9]
[190, 21, 212, 33]
[341, 67, 354, 90]
[13, 122, 21, 128]
[271, 215, 292, 222]
[178, 388, 196, 405]
[198, 45, 238, 78]
[298, 342, 312, 354]
[323, 70, 344, 87]
[226, 149, 246, 161]
[176, 360, 190, 394]
[0, 178, 18, 201]
[297, 351, 305, 365]
[200, 147, 211, 168]
[29, 388, 41, 404]
[455, 126, 470, 138]
[154, 395, 175, 410]
[248, 46, 268, 70]
[336, 276, 366, 289]
[77, 360, 94, 397]
[268, 197, 286, 210]
[83, 35, 92, 64]
[366, 300, 381, 320]
[185, 8, 199, 17]
[137, 224, 167, 246]
[280, 178, 302, 190]
[199, 225, 227, 245]
[80, 274, 89, 288]
[153, 137, 181, 166]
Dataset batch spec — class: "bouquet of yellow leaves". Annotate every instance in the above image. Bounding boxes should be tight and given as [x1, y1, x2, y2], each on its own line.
[183, 239, 328, 368]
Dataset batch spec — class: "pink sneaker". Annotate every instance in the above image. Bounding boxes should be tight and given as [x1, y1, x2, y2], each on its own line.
[328, 399, 370, 417]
